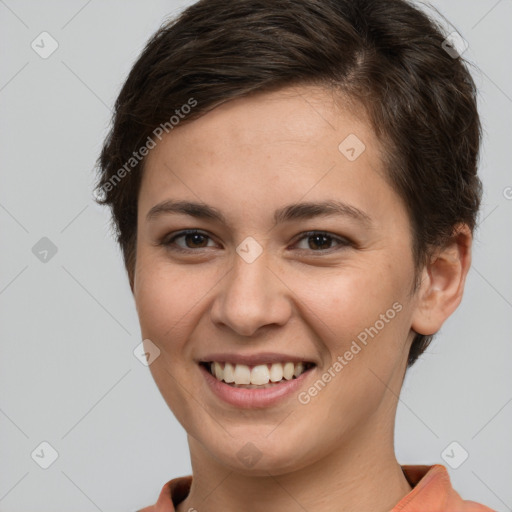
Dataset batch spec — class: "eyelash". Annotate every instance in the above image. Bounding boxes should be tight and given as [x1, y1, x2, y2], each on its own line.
[160, 229, 351, 254]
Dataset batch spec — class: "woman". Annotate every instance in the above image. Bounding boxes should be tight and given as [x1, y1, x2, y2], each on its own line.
[95, 0, 495, 510]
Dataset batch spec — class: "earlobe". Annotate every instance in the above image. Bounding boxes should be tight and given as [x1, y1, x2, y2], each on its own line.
[411, 224, 473, 336]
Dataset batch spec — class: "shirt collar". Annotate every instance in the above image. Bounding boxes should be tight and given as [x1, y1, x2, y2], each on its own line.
[148, 464, 479, 512]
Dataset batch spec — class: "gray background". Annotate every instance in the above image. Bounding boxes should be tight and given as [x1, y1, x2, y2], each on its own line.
[0, 1, 511, 511]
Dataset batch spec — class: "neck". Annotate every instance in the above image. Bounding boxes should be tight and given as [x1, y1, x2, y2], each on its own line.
[177, 424, 412, 512]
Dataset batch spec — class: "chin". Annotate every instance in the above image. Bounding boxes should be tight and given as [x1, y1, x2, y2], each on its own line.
[207, 435, 314, 476]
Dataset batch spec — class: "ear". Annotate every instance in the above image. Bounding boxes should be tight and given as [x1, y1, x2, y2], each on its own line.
[411, 224, 473, 336]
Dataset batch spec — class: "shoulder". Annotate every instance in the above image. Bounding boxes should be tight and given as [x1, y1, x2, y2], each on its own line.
[136, 475, 193, 512]
[394, 465, 496, 512]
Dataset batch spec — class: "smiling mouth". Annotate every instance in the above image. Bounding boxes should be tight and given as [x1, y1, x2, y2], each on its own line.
[200, 361, 316, 388]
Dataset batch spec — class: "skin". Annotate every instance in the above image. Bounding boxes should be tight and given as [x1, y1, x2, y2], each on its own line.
[132, 84, 472, 512]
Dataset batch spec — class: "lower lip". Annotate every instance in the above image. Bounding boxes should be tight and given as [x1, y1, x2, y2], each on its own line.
[199, 363, 316, 409]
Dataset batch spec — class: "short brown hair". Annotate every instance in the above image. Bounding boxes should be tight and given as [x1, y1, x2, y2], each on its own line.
[94, 0, 482, 368]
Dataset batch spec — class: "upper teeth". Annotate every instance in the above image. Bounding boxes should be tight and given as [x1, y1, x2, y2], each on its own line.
[209, 361, 309, 385]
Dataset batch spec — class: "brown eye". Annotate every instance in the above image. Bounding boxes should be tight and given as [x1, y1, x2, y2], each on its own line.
[307, 233, 333, 250]
[294, 231, 350, 252]
[162, 230, 216, 252]
[181, 232, 209, 248]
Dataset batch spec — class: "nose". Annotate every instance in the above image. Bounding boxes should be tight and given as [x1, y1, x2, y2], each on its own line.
[210, 249, 292, 337]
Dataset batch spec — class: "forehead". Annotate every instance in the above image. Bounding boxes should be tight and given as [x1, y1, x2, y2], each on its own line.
[150, 85, 376, 159]
[138, 84, 402, 231]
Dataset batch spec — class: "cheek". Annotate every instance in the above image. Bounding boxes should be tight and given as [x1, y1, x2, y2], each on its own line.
[289, 261, 414, 394]
[134, 250, 208, 345]
[295, 263, 405, 336]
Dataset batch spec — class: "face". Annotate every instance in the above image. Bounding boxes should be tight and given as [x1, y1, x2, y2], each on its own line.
[133, 85, 420, 475]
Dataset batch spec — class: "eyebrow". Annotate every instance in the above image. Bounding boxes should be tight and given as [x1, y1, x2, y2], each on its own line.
[146, 199, 372, 226]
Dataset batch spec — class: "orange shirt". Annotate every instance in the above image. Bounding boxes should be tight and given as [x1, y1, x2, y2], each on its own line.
[137, 464, 496, 512]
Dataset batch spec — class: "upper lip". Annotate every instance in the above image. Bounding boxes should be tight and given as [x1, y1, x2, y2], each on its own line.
[197, 352, 317, 366]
